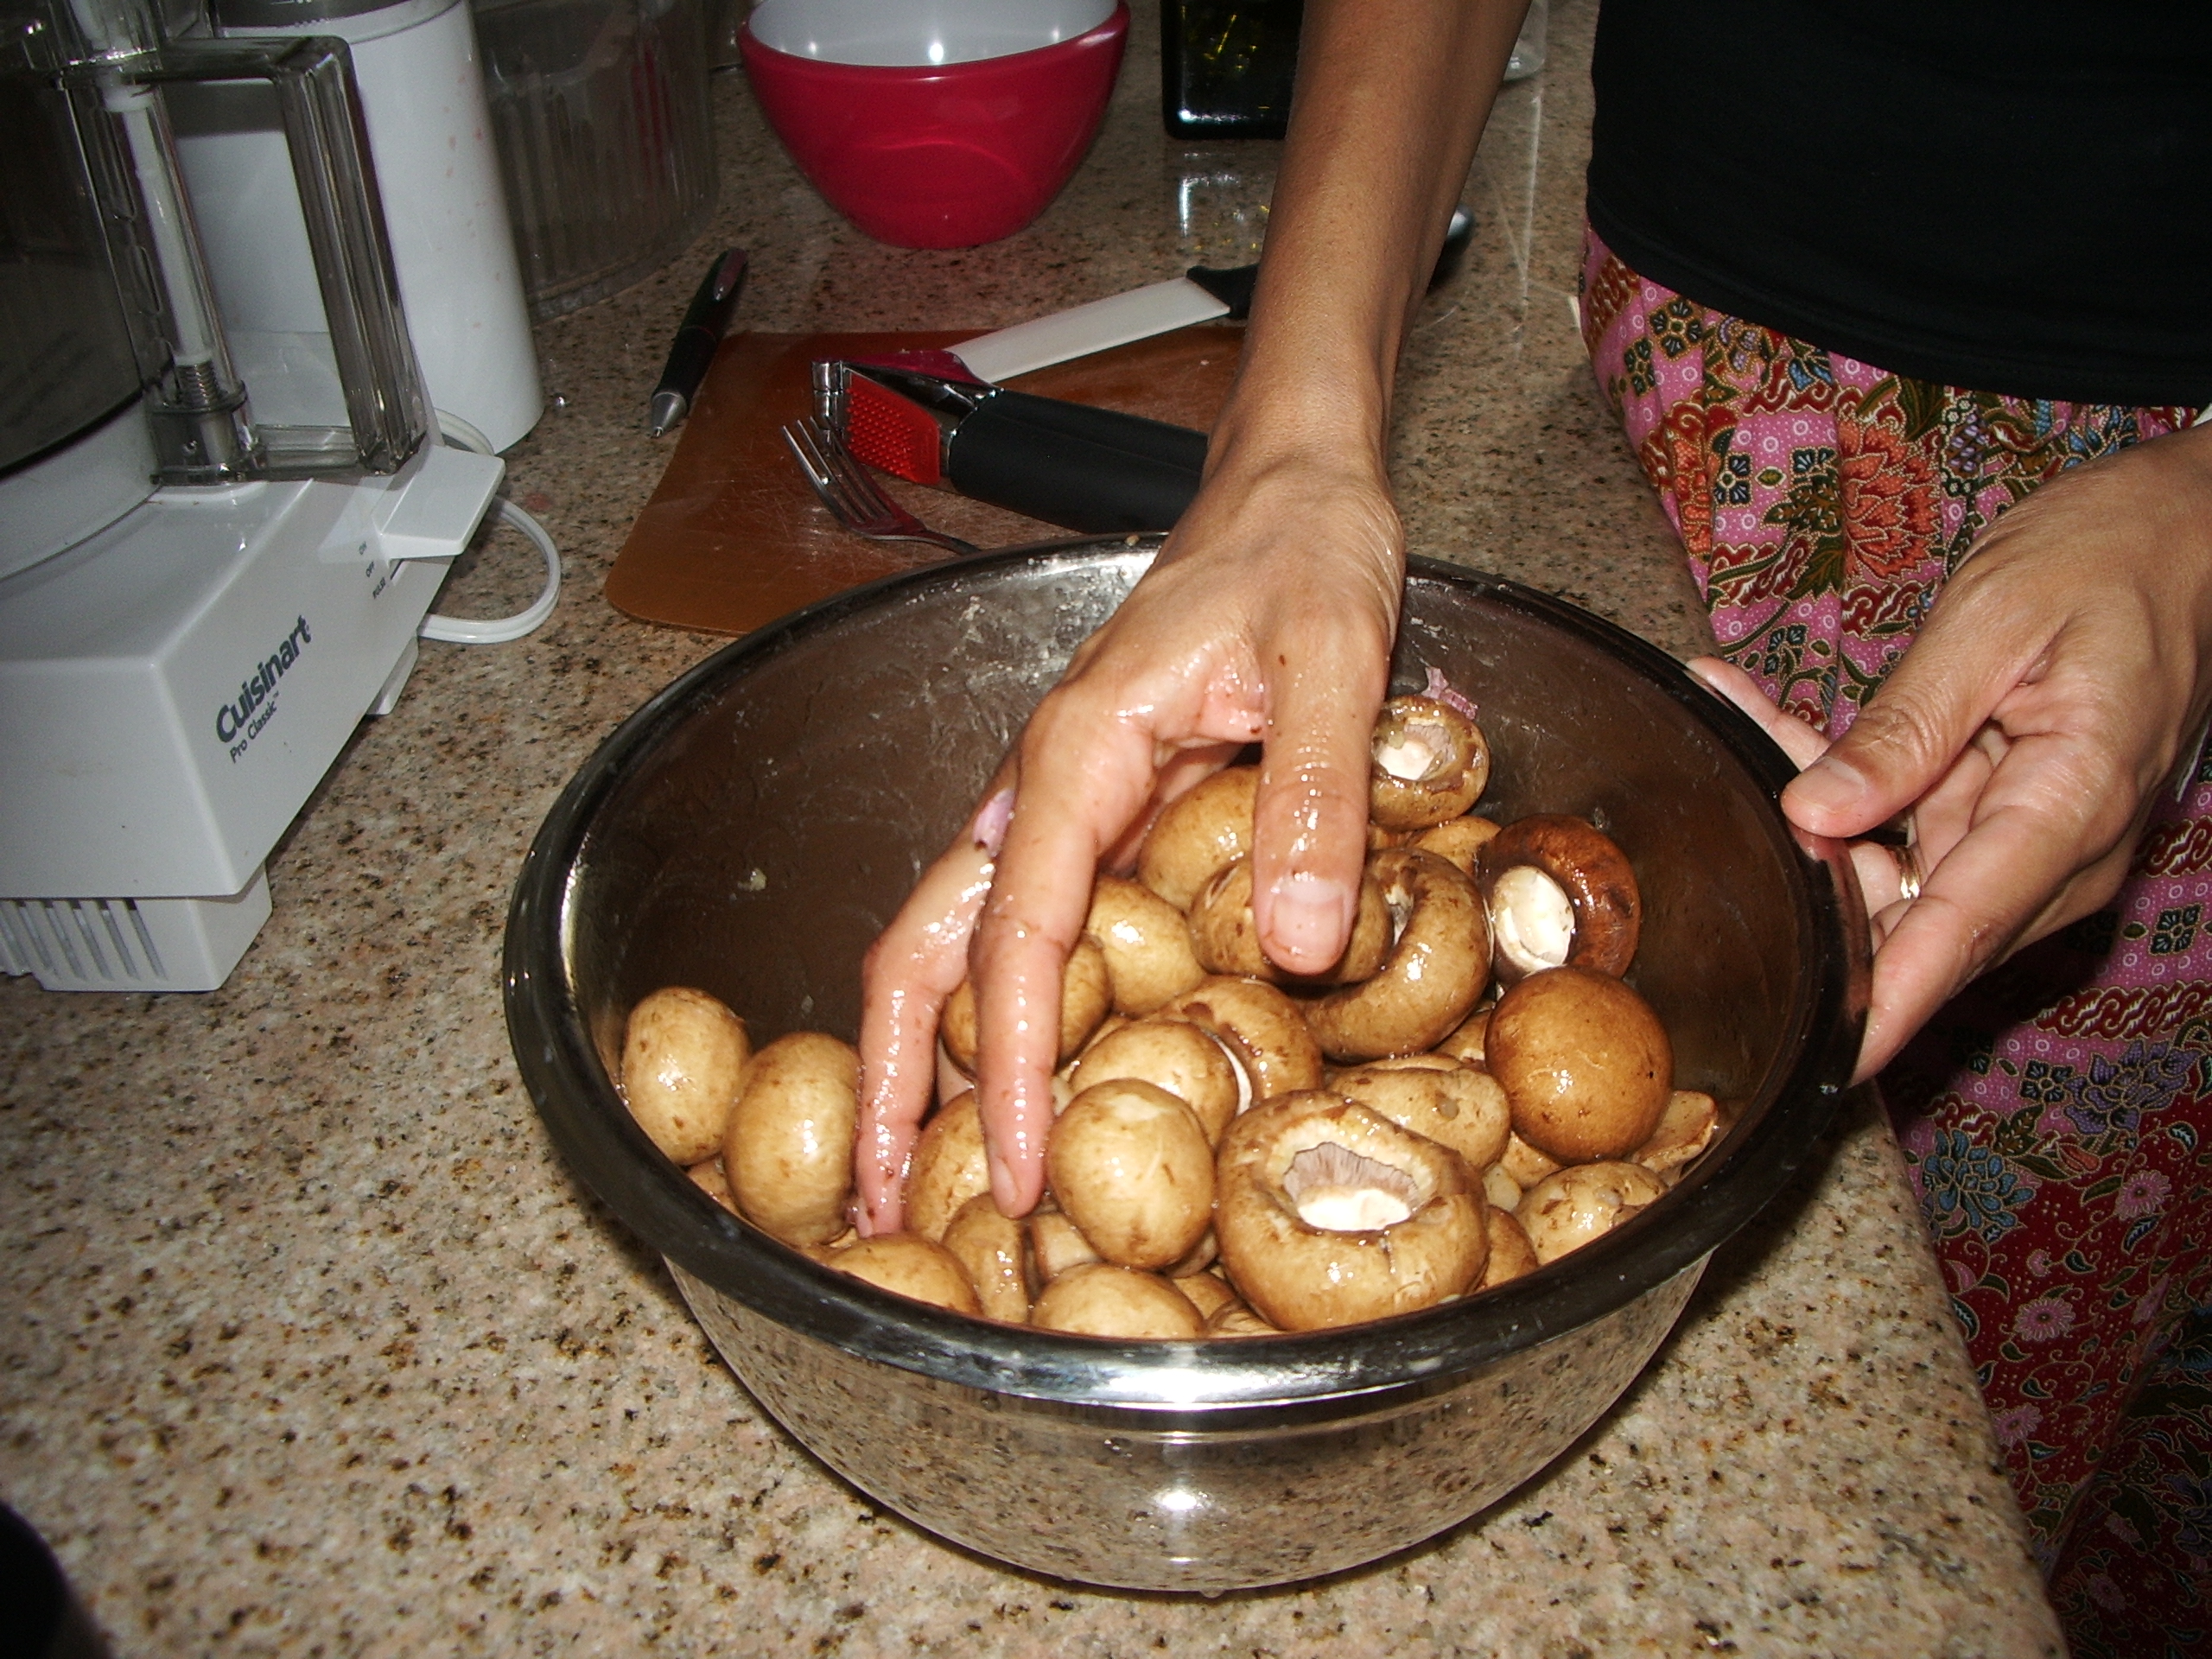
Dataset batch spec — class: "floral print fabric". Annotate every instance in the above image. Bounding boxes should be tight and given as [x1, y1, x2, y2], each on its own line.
[1580, 229, 2212, 1656]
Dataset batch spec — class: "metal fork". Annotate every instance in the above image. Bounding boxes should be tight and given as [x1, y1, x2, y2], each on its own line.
[781, 416, 980, 556]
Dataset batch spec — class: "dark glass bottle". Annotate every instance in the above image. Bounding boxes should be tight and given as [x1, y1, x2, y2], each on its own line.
[1160, 1, 1305, 138]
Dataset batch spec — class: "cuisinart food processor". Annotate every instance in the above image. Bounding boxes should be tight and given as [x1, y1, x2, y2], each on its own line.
[0, 0, 543, 990]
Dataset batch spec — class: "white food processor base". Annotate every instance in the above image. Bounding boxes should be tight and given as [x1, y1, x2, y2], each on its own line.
[0, 441, 500, 992]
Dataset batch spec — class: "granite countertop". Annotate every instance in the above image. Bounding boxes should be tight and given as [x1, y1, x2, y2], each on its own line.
[0, 3, 2064, 1652]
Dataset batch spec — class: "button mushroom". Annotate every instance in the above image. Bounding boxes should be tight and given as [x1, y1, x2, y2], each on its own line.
[1136, 764, 1258, 911]
[1046, 1079, 1216, 1271]
[1214, 1092, 1487, 1332]
[1633, 1089, 1721, 1185]
[1068, 1018, 1244, 1143]
[1206, 1300, 1281, 1338]
[1433, 1004, 1491, 1065]
[823, 1234, 982, 1315]
[620, 986, 751, 1165]
[1368, 695, 1491, 830]
[1187, 855, 1391, 985]
[1516, 1161, 1666, 1266]
[1480, 1206, 1541, 1287]
[1173, 1268, 1239, 1321]
[1030, 1262, 1206, 1339]
[1161, 976, 1325, 1103]
[1497, 1129, 1562, 1190]
[687, 1153, 740, 1215]
[939, 936, 1112, 1074]
[1476, 815, 1642, 984]
[1165, 1228, 1219, 1277]
[1025, 1201, 1103, 1286]
[1326, 1060, 1511, 1173]
[1304, 849, 1492, 1062]
[904, 1089, 989, 1242]
[725, 1031, 858, 1248]
[1086, 874, 1206, 1014]
[1485, 966, 1673, 1162]
[1478, 1161, 1523, 1211]
[1410, 814, 1502, 876]
[940, 1193, 1030, 1323]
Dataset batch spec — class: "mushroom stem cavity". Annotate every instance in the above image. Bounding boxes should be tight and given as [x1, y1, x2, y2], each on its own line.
[1304, 849, 1491, 1061]
[1282, 1142, 1420, 1230]
[1491, 864, 1574, 976]
[1367, 696, 1491, 830]
[1375, 721, 1451, 782]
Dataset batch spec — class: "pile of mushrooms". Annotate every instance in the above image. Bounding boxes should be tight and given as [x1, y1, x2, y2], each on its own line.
[618, 687, 1722, 1339]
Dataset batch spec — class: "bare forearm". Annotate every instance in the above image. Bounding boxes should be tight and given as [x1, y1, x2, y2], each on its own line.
[1218, 0, 1529, 473]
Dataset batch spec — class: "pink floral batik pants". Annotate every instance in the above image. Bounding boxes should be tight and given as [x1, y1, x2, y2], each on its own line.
[1581, 228, 2212, 1657]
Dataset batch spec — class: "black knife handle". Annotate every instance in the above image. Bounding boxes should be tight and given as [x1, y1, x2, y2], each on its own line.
[944, 391, 1207, 534]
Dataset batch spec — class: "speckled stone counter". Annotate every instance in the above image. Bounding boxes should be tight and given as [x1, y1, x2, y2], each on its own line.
[0, 4, 2064, 1652]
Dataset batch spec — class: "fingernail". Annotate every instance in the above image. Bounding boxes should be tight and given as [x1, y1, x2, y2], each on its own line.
[970, 788, 1014, 855]
[1789, 753, 1866, 817]
[1268, 870, 1353, 970]
[987, 1150, 1016, 1212]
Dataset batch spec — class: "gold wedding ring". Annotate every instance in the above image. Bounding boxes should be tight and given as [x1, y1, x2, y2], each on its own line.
[1892, 840, 1925, 904]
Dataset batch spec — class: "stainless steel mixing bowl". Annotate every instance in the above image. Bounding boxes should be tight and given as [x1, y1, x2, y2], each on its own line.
[505, 537, 1866, 1592]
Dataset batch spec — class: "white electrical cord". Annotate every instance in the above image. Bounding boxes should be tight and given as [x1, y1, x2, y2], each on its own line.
[419, 410, 563, 645]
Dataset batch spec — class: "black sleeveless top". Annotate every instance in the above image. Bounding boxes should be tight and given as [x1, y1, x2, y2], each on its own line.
[1585, 1, 2212, 407]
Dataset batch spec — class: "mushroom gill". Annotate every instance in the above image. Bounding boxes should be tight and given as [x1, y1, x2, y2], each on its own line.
[1281, 1141, 1422, 1230]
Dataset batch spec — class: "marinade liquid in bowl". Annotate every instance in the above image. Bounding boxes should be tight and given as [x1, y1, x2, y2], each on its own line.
[504, 537, 1866, 1592]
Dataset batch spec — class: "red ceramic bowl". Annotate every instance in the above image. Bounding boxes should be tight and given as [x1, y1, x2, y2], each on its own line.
[741, 0, 1129, 249]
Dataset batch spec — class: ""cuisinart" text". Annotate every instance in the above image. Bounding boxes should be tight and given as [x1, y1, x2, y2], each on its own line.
[216, 615, 312, 759]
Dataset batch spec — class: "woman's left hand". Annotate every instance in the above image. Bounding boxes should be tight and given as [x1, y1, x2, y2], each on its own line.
[1691, 420, 2212, 1082]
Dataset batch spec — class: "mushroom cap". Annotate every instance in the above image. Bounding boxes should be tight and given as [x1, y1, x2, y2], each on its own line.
[1025, 1203, 1103, 1287]
[1433, 1003, 1491, 1065]
[1186, 856, 1391, 986]
[1205, 1299, 1281, 1338]
[939, 936, 1112, 1073]
[1029, 1262, 1206, 1339]
[620, 986, 751, 1165]
[1327, 1061, 1511, 1173]
[1410, 814, 1502, 876]
[825, 1234, 982, 1315]
[1069, 1019, 1243, 1143]
[1304, 849, 1492, 1062]
[1161, 976, 1325, 1102]
[1633, 1089, 1721, 1184]
[1214, 1092, 1487, 1332]
[1476, 814, 1642, 982]
[1479, 1206, 1541, 1287]
[1173, 1268, 1239, 1321]
[724, 1031, 858, 1247]
[685, 1153, 739, 1216]
[1497, 1128, 1562, 1190]
[1368, 696, 1492, 830]
[1486, 967, 1673, 1162]
[1516, 1161, 1666, 1266]
[1086, 875, 1206, 1014]
[1165, 1227, 1220, 1278]
[940, 1193, 1030, 1323]
[1479, 1160, 1523, 1211]
[905, 1089, 989, 1242]
[1137, 765, 1259, 911]
[1046, 1078, 1216, 1271]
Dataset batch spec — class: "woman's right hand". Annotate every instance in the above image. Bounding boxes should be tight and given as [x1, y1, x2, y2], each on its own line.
[850, 0, 1533, 1233]
[855, 440, 1407, 1232]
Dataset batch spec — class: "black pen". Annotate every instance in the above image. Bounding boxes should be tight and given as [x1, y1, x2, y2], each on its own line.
[647, 247, 748, 437]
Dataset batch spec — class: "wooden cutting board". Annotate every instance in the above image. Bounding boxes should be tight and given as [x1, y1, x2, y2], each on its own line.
[605, 323, 1246, 637]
